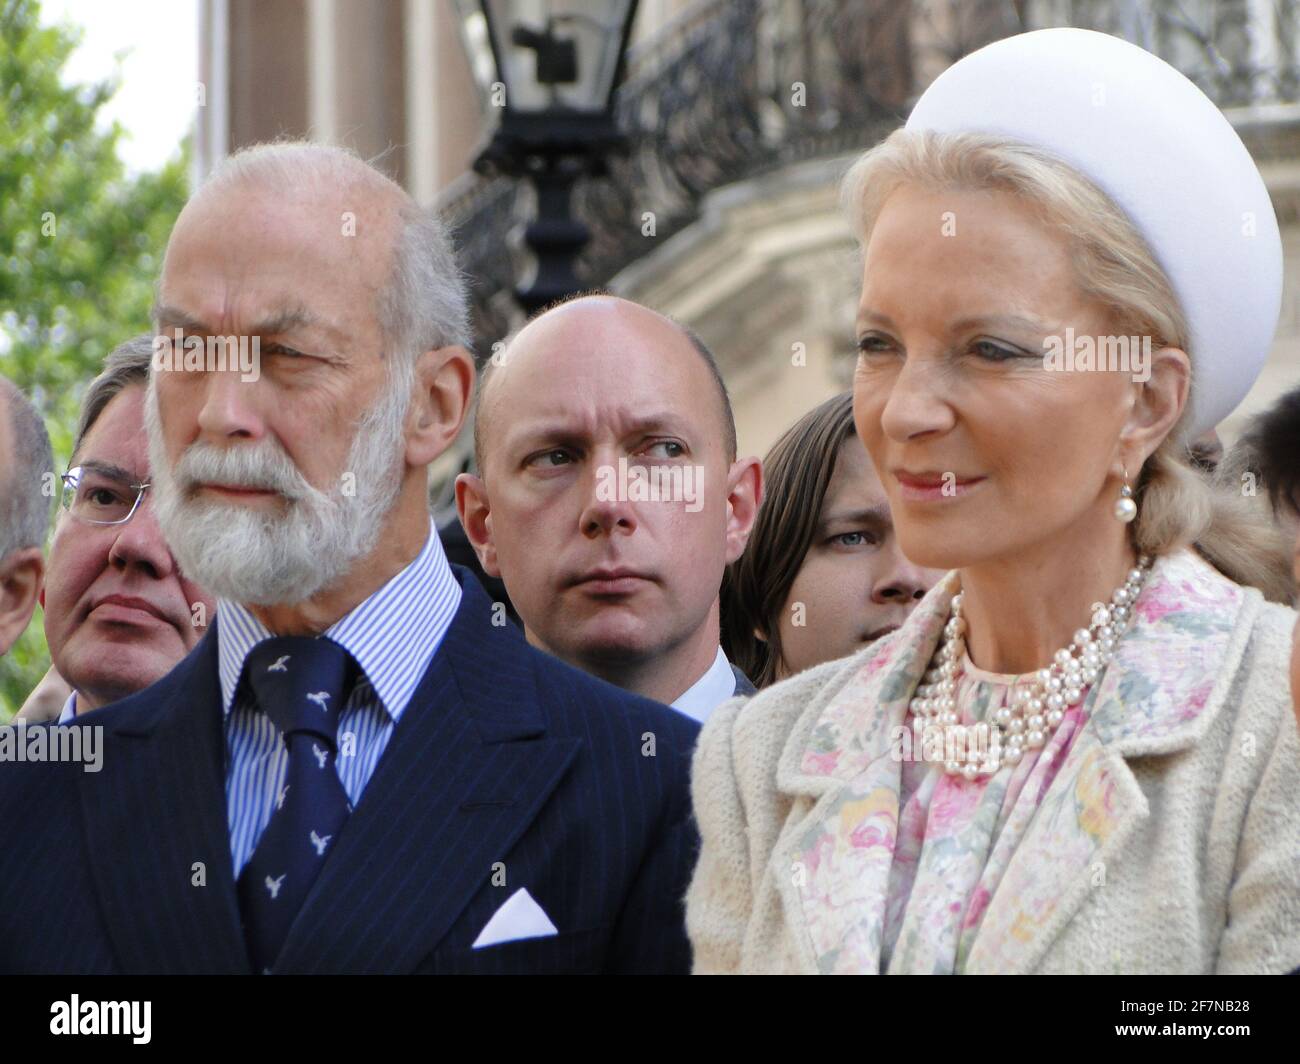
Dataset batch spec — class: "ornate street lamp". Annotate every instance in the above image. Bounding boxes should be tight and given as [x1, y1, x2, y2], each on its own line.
[457, 0, 640, 314]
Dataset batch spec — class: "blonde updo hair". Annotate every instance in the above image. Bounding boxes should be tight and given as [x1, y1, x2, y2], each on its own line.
[841, 128, 1293, 603]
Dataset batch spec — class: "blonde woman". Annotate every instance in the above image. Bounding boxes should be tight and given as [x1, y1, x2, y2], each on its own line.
[686, 29, 1300, 974]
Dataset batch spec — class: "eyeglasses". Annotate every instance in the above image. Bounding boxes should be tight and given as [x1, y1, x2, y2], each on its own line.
[60, 465, 152, 526]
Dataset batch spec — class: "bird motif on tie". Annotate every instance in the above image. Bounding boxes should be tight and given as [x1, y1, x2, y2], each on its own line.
[238, 635, 357, 973]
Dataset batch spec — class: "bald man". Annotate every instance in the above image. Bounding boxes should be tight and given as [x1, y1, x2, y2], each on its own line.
[0, 378, 51, 659]
[0, 145, 699, 975]
[457, 294, 763, 722]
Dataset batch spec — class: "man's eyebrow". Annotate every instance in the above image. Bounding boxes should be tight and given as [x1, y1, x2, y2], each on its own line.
[152, 303, 209, 332]
[248, 306, 329, 335]
[152, 302, 337, 337]
[74, 460, 142, 483]
[504, 422, 585, 449]
[506, 412, 697, 449]
[620, 412, 696, 441]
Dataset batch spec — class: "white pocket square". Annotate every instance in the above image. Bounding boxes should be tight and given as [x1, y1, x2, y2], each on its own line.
[472, 887, 559, 949]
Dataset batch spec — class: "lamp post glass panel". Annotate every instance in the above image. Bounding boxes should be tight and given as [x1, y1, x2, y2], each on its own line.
[458, 0, 640, 313]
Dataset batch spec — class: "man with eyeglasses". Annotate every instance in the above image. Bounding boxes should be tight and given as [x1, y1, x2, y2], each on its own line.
[0, 378, 51, 662]
[16, 335, 214, 723]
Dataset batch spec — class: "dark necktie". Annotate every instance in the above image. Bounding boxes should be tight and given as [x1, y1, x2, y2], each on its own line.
[236, 635, 357, 973]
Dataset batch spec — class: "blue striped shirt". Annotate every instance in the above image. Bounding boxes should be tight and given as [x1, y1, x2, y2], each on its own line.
[217, 521, 462, 877]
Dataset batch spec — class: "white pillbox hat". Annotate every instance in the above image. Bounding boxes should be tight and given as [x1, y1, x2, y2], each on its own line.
[906, 28, 1283, 438]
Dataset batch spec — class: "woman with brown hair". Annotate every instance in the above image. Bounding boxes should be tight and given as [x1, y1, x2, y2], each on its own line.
[722, 392, 941, 688]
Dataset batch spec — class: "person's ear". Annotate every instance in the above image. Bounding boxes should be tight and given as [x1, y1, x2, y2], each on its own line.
[454, 472, 501, 578]
[406, 346, 475, 468]
[0, 547, 44, 656]
[1117, 345, 1190, 472]
[723, 456, 763, 564]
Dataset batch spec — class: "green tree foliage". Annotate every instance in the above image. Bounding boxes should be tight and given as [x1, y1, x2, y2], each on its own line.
[0, 0, 188, 716]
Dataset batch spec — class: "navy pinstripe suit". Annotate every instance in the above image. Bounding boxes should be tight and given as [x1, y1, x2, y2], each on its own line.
[0, 565, 701, 974]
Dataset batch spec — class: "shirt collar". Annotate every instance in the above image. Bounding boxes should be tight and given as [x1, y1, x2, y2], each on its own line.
[57, 691, 77, 724]
[670, 646, 737, 723]
[216, 519, 462, 722]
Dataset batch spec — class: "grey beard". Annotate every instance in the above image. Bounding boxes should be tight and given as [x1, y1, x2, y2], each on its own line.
[145, 366, 410, 606]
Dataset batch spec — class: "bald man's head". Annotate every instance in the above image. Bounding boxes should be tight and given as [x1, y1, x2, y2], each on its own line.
[474, 295, 736, 473]
[454, 293, 763, 704]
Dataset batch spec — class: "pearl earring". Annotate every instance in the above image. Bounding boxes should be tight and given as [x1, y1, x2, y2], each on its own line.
[1114, 466, 1138, 523]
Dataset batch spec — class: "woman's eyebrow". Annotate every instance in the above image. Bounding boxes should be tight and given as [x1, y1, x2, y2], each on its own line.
[948, 313, 1055, 334]
[819, 505, 892, 531]
[856, 308, 897, 331]
[856, 311, 1059, 335]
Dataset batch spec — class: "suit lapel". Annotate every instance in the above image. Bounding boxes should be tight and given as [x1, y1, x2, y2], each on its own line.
[273, 572, 581, 973]
[78, 626, 250, 973]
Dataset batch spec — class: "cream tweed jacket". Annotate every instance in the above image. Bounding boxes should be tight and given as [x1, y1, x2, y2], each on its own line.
[686, 549, 1300, 973]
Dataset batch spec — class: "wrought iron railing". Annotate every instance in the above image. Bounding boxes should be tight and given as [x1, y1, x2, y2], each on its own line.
[440, 0, 1300, 355]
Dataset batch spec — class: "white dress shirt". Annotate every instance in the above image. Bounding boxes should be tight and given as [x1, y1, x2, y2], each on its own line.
[670, 646, 741, 724]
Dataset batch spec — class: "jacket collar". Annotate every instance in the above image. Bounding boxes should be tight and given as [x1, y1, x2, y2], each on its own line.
[770, 548, 1252, 974]
[78, 565, 580, 973]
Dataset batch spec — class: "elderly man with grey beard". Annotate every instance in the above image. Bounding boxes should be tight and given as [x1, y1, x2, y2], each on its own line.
[0, 378, 52, 663]
[0, 142, 699, 976]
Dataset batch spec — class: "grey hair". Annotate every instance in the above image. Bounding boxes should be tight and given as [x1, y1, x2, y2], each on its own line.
[195, 140, 471, 361]
[380, 199, 472, 360]
[72, 334, 156, 460]
[0, 380, 54, 559]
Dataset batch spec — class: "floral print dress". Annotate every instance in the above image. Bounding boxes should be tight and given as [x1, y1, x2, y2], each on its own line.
[777, 548, 1279, 974]
[879, 649, 1096, 974]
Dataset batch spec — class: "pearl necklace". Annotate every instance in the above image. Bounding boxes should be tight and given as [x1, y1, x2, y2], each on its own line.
[909, 556, 1153, 779]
